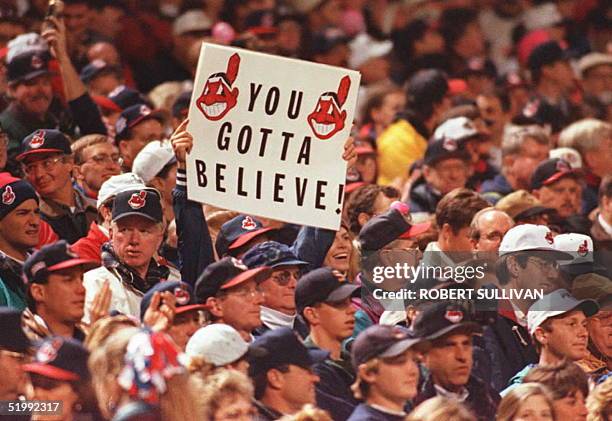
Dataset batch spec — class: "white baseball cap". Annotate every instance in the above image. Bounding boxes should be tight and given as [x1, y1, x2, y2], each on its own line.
[499, 224, 571, 259]
[527, 288, 599, 335]
[549, 147, 582, 169]
[173, 10, 213, 36]
[132, 140, 177, 184]
[185, 323, 248, 366]
[96, 172, 146, 209]
[554, 233, 594, 265]
[434, 117, 482, 143]
[348, 33, 392, 69]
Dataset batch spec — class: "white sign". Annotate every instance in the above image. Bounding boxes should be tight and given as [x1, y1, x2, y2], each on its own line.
[186, 43, 360, 230]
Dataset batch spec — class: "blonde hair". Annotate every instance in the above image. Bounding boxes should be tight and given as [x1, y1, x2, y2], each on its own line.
[351, 358, 380, 400]
[558, 119, 611, 155]
[84, 315, 138, 350]
[200, 369, 254, 421]
[71, 134, 112, 164]
[587, 377, 612, 421]
[406, 396, 475, 421]
[496, 383, 555, 421]
[278, 404, 333, 421]
[88, 327, 202, 421]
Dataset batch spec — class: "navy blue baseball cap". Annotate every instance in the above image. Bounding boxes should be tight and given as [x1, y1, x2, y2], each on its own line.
[410, 301, 482, 341]
[423, 136, 471, 166]
[0, 307, 30, 352]
[23, 336, 90, 382]
[80, 59, 121, 84]
[527, 40, 568, 73]
[140, 281, 207, 319]
[115, 104, 165, 142]
[195, 257, 272, 302]
[16, 129, 71, 161]
[172, 90, 193, 119]
[295, 267, 360, 314]
[112, 189, 163, 223]
[215, 215, 275, 257]
[242, 241, 307, 269]
[530, 158, 581, 190]
[24, 240, 98, 284]
[352, 325, 428, 369]
[7, 50, 51, 84]
[248, 327, 328, 377]
[107, 85, 149, 110]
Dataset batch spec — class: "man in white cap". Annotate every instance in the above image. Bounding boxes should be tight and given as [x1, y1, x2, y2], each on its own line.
[186, 323, 252, 375]
[484, 224, 571, 391]
[577, 53, 612, 111]
[554, 233, 608, 283]
[502, 289, 598, 394]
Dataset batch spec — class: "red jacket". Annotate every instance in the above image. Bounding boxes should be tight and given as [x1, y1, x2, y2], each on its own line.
[72, 222, 109, 265]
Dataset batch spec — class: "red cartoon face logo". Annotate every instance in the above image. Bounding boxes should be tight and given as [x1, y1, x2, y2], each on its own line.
[577, 240, 589, 257]
[30, 130, 45, 148]
[197, 53, 240, 121]
[174, 286, 190, 305]
[31, 55, 44, 69]
[128, 191, 147, 209]
[545, 231, 554, 245]
[443, 138, 458, 151]
[307, 76, 351, 140]
[36, 338, 63, 363]
[445, 309, 464, 324]
[241, 216, 257, 230]
[2, 186, 15, 205]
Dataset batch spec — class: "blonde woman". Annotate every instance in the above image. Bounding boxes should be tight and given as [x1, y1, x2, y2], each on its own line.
[89, 327, 201, 421]
[496, 383, 555, 421]
[587, 377, 612, 421]
[200, 369, 255, 421]
[406, 396, 475, 421]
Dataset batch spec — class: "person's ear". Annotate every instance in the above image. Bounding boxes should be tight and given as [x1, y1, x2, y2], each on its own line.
[358, 363, 377, 384]
[206, 297, 223, 318]
[303, 306, 319, 326]
[506, 255, 521, 277]
[267, 368, 285, 390]
[30, 283, 45, 303]
[357, 212, 371, 229]
[148, 177, 164, 193]
[73, 163, 84, 181]
[441, 223, 453, 241]
[533, 326, 548, 346]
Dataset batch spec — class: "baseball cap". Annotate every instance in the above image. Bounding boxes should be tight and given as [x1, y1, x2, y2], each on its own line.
[140, 281, 207, 319]
[0, 307, 30, 352]
[311, 27, 350, 56]
[173, 10, 213, 36]
[244, 10, 277, 36]
[97, 172, 146, 209]
[80, 59, 121, 84]
[242, 241, 307, 269]
[115, 104, 165, 142]
[6, 33, 49, 63]
[0, 173, 38, 220]
[527, 289, 599, 335]
[6, 50, 51, 84]
[295, 267, 360, 314]
[578, 53, 612, 78]
[549, 147, 582, 169]
[248, 327, 328, 377]
[407, 69, 449, 106]
[215, 215, 275, 257]
[92, 94, 122, 113]
[172, 90, 193, 119]
[433, 117, 482, 144]
[23, 337, 90, 382]
[351, 324, 427, 369]
[527, 40, 568, 73]
[16, 129, 71, 162]
[554, 233, 607, 277]
[495, 190, 554, 221]
[24, 240, 98, 284]
[411, 301, 482, 341]
[348, 33, 392, 69]
[111, 189, 163, 224]
[132, 141, 177, 183]
[194, 257, 272, 302]
[571, 273, 612, 305]
[423, 136, 471, 166]
[498, 224, 571, 259]
[399, 221, 433, 239]
[530, 158, 581, 190]
[523, 2, 563, 31]
[107, 85, 149, 110]
[186, 324, 250, 366]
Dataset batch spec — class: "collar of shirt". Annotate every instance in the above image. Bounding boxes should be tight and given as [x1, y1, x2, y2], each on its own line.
[509, 300, 528, 327]
[433, 383, 469, 402]
[368, 404, 406, 417]
[598, 213, 612, 237]
[260, 306, 296, 330]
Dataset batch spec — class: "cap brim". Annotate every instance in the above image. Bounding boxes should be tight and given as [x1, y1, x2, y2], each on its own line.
[112, 211, 161, 224]
[503, 248, 573, 261]
[345, 182, 366, 194]
[513, 206, 555, 221]
[573, 299, 600, 318]
[542, 170, 581, 186]
[379, 337, 430, 359]
[270, 259, 309, 268]
[47, 258, 99, 273]
[427, 322, 482, 341]
[560, 262, 607, 277]
[221, 266, 273, 290]
[128, 109, 166, 129]
[228, 227, 275, 251]
[326, 283, 361, 303]
[22, 363, 79, 382]
[15, 148, 65, 161]
[92, 95, 122, 112]
[17, 69, 51, 83]
[400, 221, 432, 239]
[175, 304, 208, 314]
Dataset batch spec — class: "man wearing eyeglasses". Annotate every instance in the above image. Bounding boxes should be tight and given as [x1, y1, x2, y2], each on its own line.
[469, 208, 514, 253]
[242, 241, 309, 337]
[0, 307, 31, 402]
[195, 256, 272, 342]
[16, 129, 97, 244]
[71, 134, 121, 200]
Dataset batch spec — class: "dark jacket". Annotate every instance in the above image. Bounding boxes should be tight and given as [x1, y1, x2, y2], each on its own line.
[39, 189, 97, 244]
[468, 159, 499, 192]
[347, 404, 405, 421]
[253, 400, 283, 421]
[414, 374, 500, 421]
[483, 302, 538, 392]
[480, 173, 513, 205]
[408, 178, 441, 214]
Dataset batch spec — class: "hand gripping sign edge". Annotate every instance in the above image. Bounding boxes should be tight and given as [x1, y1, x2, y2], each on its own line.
[196, 53, 241, 121]
[307, 75, 351, 140]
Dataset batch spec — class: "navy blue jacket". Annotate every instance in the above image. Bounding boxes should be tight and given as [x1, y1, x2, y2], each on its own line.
[408, 178, 441, 214]
[480, 174, 513, 205]
[347, 404, 405, 421]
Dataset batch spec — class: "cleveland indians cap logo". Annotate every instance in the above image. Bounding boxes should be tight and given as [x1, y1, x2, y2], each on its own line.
[445, 309, 464, 324]
[307, 76, 351, 140]
[545, 231, 554, 245]
[174, 286, 190, 305]
[128, 191, 147, 209]
[31, 54, 44, 69]
[197, 53, 241, 121]
[443, 138, 458, 151]
[2, 185, 15, 205]
[29, 130, 45, 148]
[241, 215, 257, 230]
[36, 338, 63, 363]
[577, 240, 589, 257]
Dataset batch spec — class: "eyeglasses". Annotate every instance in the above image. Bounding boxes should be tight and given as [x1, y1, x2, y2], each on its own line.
[528, 256, 559, 272]
[270, 270, 300, 286]
[220, 285, 265, 299]
[22, 156, 65, 175]
[84, 153, 120, 166]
